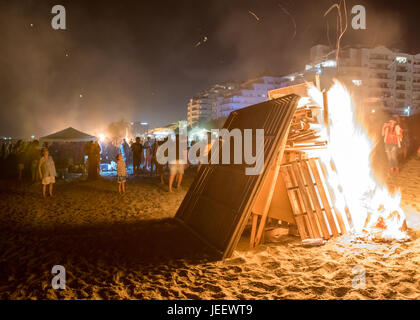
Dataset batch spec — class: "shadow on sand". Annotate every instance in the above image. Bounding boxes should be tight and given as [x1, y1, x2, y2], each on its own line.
[0, 217, 217, 287]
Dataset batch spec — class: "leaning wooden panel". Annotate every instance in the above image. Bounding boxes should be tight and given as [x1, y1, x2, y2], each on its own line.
[299, 159, 331, 239]
[316, 158, 349, 234]
[176, 95, 300, 259]
[307, 158, 340, 236]
[266, 173, 296, 224]
[291, 161, 321, 238]
[280, 166, 310, 239]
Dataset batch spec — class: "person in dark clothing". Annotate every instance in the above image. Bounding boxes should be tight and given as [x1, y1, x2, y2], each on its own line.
[15, 140, 26, 182]
[84, 141, 100, 180]
[91, 141, 101, 179]
[28, 140, 41, 182]
[154, 139, 166, 184]
[131, 137, 144, 175]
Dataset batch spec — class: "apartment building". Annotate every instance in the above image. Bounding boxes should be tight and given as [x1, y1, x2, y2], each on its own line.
[214, 76, 287, 119]
[307, 44, 420, 115]
[187, 83, 237, 126]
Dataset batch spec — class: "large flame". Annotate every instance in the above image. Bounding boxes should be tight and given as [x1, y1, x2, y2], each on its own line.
[306, 80, 408, 241]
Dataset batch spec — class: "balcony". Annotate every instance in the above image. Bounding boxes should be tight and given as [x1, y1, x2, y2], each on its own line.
[370, 73, 391, 80]
[370, 83, 390, 89]
[371, 64, 391, 71]
[369, 54, 389, 61]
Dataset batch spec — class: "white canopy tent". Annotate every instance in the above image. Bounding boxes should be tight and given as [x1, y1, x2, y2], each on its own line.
[40, 127, 96, 143]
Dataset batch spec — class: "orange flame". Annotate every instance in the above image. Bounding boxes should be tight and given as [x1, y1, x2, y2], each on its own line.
[306, 80, 408, 241]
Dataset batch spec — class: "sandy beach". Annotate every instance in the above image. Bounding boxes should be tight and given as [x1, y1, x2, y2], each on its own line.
[0, 158, 419, 300]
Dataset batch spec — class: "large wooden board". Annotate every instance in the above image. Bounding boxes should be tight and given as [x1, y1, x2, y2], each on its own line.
[175, 95, 300, 259]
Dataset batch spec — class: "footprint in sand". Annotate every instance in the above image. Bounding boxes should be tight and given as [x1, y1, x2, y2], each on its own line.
[250, 281, 277, 292]
[331, 286, 350, 298]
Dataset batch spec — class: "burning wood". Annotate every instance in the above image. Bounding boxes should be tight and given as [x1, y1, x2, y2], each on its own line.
[301, 80, 410, 242]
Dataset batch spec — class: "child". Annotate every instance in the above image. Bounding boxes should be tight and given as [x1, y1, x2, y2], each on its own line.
[38, 148, 57, 198]
[116, 154, 127, 194]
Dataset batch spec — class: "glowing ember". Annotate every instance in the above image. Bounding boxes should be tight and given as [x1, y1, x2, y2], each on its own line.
[306, 80, 408, 241]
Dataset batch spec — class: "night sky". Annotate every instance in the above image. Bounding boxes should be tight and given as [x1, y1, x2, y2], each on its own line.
[0, 0, 418, 138]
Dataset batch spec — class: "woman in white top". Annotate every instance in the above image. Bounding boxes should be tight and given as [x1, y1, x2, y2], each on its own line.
[38, 148, 57, 198]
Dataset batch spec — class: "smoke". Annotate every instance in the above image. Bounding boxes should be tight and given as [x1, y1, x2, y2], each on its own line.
[0, 1, 147, 138]
[0, 0, 414, 138]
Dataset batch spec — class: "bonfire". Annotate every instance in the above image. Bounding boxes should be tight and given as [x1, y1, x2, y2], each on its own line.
[305, 80, 409, 242]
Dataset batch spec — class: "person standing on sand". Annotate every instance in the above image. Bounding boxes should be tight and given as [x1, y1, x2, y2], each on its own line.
[154, 139, 165, 184]
[168, 134, 186, 192]
[131, 137, 143, 175]
[143, 136, 152, 171]
[15, 140, 26, 182]
[38, 148, 57, 198]
[29, 140, 40, 183]
[116, 154, 128, 194]
[382, 118, 402, 176]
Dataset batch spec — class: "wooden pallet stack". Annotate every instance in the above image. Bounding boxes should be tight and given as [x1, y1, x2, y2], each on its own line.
[279, 154, 347, 240]
[249, 87, 352, 247]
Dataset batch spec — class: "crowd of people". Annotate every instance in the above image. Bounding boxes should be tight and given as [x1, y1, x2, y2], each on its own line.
[1, 117, 418, 198]
[115, 135, 185, 193]
[0, 135, 198, 197]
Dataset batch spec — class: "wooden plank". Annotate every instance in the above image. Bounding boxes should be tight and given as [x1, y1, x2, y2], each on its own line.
[300, 160, 331, 239]
[286, 165, 314, 239]
[314, 159, 347, 234]
[266, 173, 295, 224]
[291, 161, 321, 238]
[249, 214, 258, 248]
[253, 134, 288, 246]
[280, 166, 310, 239]
[307, 159, 340, 236]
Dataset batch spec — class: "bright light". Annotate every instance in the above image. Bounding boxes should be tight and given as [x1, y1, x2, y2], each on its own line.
[321, 60, 337, 68]
[98, 134, 106, 142]
[140, 122, 148, 125]
[371, 109, 376, 113]
[31, 135, 35, 139]
[308, 80, 408, 240]
[396, 56, 407, 64]
[352, 80, 362, 86]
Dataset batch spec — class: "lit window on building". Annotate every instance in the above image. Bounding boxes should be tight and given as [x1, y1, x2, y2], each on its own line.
[396, 56, 408, 64]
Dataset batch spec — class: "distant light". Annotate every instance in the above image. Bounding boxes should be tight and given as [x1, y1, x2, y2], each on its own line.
[371, 109, 376, 113]
[321, 60, 337, 68]
[65, 53, 69, 57]
[305, 65, 313, 70]
[396, 56, 407, 64]
[30, 23, 34, 27]
[140, 122, 148, 125]
[352, 80, 363, 86]
[31, 135, 35, 139]
[405, 106, 411, 116]
[79, 94, 83, 98]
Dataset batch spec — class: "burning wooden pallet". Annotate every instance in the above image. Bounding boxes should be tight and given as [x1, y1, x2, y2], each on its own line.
[250, 82, 352, 247]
